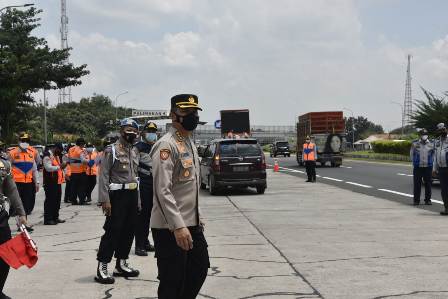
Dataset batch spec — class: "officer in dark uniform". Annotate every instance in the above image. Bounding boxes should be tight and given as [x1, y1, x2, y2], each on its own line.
[134, 121, 158, 256]
[0, 141, 27, 299]
[151, 94, 209, 299]
[433, 123, 448, 215]
[95, 119, 140, 284]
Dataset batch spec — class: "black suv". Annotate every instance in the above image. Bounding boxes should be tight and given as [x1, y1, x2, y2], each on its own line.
[200, 139, 267, 195]
[270, 141, 290, 157]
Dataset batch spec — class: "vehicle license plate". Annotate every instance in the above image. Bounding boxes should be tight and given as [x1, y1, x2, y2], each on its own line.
[233, 166, 249, 172]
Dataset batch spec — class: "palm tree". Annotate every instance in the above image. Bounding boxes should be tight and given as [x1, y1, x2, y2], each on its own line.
[412, 88, 448, 135]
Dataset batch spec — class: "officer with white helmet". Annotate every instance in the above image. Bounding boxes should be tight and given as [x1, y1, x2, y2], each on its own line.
[410, 128, 434, 206]
[95, 118, 140, 284]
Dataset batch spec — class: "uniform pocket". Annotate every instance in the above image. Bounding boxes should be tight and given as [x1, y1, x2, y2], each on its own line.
[178, 158, 194, 182]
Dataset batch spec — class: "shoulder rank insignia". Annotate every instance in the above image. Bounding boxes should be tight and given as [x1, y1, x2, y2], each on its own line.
[160, 149, 171, 161]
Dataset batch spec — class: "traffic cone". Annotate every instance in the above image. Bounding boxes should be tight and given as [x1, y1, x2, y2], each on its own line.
[273, 159, 279, 172]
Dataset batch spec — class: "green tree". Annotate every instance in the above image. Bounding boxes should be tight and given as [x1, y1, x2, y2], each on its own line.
[412, 88, 448, 135]
[345, 116, 384, 142]
[0, 7, 89, 143]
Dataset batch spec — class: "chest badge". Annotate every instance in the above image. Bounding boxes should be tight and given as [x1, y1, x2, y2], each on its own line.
[184, 169, 190, 177]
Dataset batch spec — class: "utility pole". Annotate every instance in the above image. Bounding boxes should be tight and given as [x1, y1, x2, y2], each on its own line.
[403, 54, 413, 132]
[43, 89, 47, 145]
[343, 108, 355, 150]
[58, 0, 71, 103]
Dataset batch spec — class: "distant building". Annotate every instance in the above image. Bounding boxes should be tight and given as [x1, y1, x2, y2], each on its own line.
[354, 134, 402, 151]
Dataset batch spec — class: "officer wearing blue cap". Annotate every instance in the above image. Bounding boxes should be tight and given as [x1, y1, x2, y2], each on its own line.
[95, 118, 141, 284]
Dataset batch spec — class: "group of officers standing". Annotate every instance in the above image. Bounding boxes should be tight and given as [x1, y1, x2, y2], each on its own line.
[0, 93, 209, 299]
[410, 123, 448, 214]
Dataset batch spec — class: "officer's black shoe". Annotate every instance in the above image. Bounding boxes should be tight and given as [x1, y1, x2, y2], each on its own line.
[413, 202, 420, 206]
[25, 225, 34, 232]
[95, 262, 115, 284]
[440, 211, 448, 216]
[64, 198, 70, 203]
[425, 201, 432, 205]
[135, 247, 148, 256]
[44, 220, 57, 225]
[86, 197, 92, 202]
[145, 242, 155, 252]
[0, 292, 12, 299]
[79, 201, 91, 206]
[56, 219, 66, 223]
[71, 200, 78, 205]
[114, 259, 140, 277]
[305, 180, 312, 182]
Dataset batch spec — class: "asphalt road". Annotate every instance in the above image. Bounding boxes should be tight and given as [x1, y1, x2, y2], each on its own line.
[266, 155, 446, 213]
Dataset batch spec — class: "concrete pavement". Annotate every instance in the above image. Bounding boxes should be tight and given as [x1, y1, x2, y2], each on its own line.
[4, 170, 448, 298]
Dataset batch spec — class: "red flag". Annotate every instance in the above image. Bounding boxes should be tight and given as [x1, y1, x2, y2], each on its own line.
[0, 232, 38, 269]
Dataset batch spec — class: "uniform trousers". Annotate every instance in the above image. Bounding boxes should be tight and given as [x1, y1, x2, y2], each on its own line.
[152, 227, 210, 299]
[305, 161, 316, 181]
[97, 190, 138, 263]
[70, 173, 87, 204]
[135, 175, 153, 249]
[438, 167, 448, 210]
[15, 183, 35, 215]
[0, 224, 11, 292]
[413, 167, 432, 203]
[64, 177, 72, 202]
[44, 184, 62, 222]
[85, 175, 97, 201]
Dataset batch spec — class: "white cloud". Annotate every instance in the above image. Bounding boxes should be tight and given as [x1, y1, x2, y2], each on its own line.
[38, 0, 448, 131]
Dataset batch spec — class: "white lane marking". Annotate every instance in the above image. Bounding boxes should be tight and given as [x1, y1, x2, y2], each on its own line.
[378, 189, 444, 205]
[346, 182, 372, 188]
[378, 189, 413, 197]
[322, 176, 344, 182]
[397, 173, 413, 177]
[341, 166, 352, 169]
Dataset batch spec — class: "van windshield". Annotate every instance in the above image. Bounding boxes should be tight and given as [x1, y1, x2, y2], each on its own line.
[277, 142, 289, 147]
[219, 141, 261, 157]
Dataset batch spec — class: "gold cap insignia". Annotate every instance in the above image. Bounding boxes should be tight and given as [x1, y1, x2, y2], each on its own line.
[188, 96, 195, 103]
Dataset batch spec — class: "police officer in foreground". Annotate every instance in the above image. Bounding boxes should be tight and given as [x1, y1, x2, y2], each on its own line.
[134, 121, 158, 256]
[410, 129, 434, 206]
[151, 94, 209, 299]
[433, 123, 448, 215]
[95, 119, 140, 284]
[0, 141, 27, 299]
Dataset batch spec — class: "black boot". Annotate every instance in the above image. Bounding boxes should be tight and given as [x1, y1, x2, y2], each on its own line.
[135, 247, 148, 256]
[114, 259, 139, 277]
[145, 241, 155, 252]
[95, 262, 115, 284]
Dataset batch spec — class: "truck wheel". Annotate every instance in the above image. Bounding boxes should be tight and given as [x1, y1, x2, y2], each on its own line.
[287, 154, 291, 157]
[209, 176, 218, 195]
[256, 185, 266, 194]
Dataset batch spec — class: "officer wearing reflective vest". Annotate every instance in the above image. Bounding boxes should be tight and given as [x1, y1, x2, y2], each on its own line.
[433, 123, 448, 215]
[0, 143, 27, 298]
[410, 128, 434, 205]
[82, 142, 98, 203]
[43, 143, 66, 225]
[8, 133, 39, 231]
[151, 94, 209, 299]
[134, 121, 157, 256]
[95, 118, 140, 284]
[303, 136, 317, 182]
[68, 138, 87, 205]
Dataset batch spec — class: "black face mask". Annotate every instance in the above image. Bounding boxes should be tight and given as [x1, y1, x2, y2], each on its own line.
[177, 112, 199, 131]
[123, 132, 137, 144]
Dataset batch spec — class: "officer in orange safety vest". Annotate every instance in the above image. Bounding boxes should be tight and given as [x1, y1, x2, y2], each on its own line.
[8, 133, 39, 232]
[68, 138, 88, 205]
[43, 143, 66, 225]
[82, 142, 98, 203]
[303, 136, 317, 182]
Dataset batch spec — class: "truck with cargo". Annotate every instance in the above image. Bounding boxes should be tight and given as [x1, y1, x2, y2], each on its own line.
[220, 109, 251, 138]
[296, 111, 345, 167]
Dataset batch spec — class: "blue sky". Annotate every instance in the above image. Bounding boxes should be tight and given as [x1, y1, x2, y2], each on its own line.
[3, 0, 447, 131]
